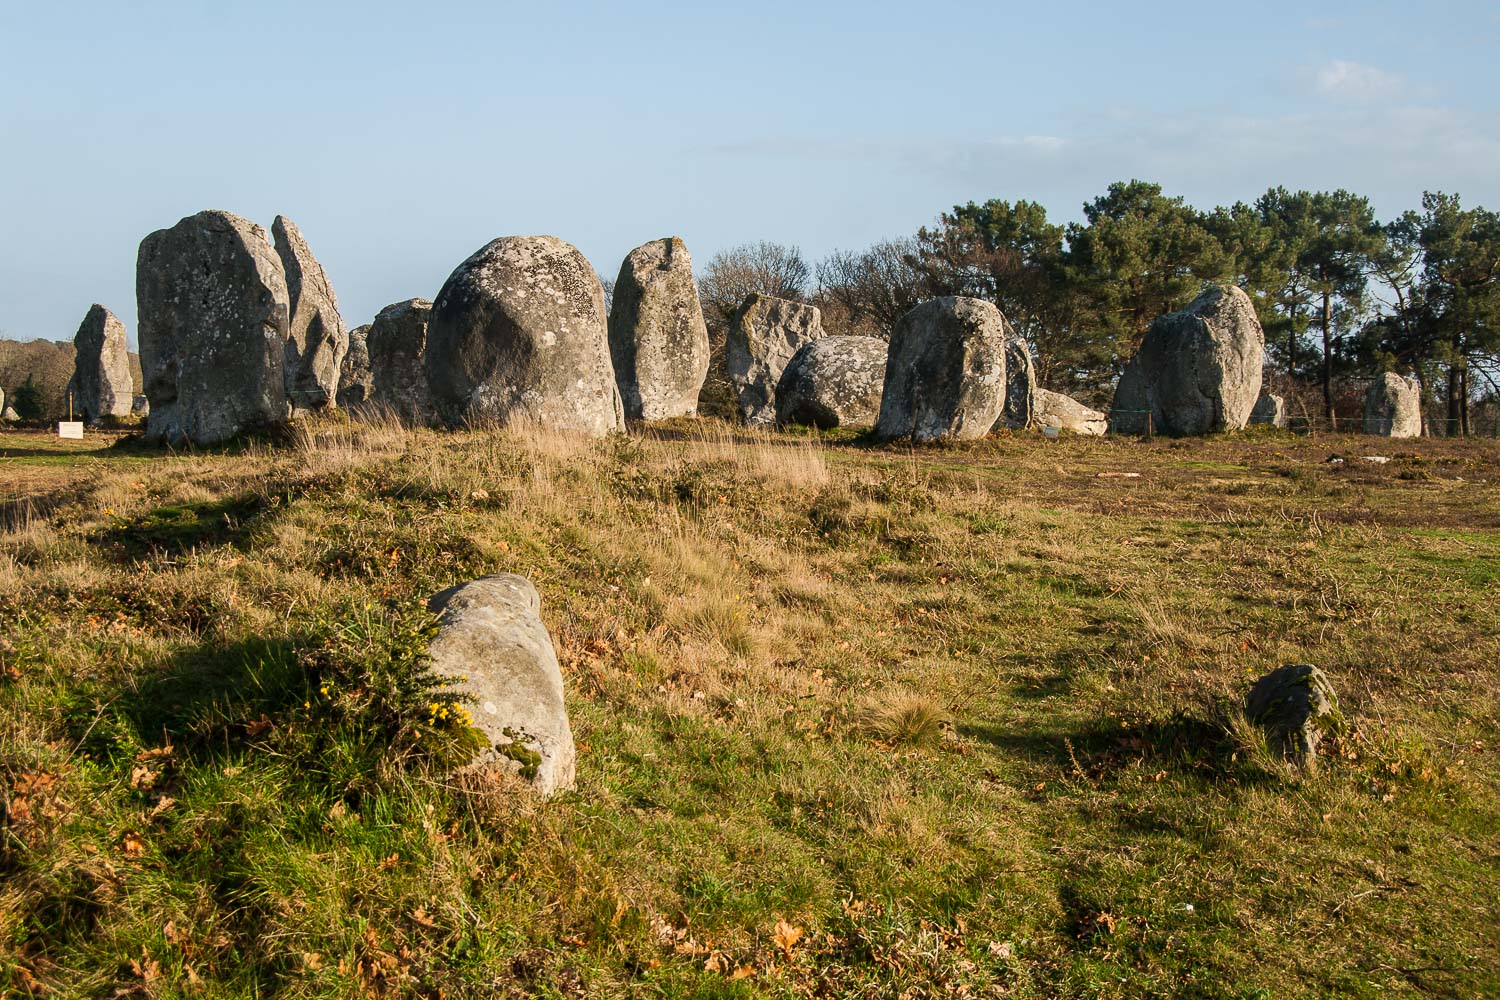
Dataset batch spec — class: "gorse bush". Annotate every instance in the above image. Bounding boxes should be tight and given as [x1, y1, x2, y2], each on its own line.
[294, 601, 486, 777]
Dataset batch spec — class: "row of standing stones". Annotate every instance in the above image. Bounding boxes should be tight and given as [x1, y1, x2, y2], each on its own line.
[41, 212, 1363, 791]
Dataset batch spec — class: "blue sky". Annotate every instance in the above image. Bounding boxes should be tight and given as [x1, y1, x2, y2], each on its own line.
[2, 0, 1497, 346]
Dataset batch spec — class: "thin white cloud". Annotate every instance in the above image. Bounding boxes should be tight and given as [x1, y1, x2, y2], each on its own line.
[1313, 60, 1407, 102]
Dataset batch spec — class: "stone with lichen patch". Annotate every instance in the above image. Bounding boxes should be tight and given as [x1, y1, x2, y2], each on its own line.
[426, 575, 576, 795]
[136, 210, 290, 445]
[775, 335, 886, 429]
[1245, 663, 1339, 764]
[66, 304, 133, 422]
[367, 300, 435, 425]
[1109, 284, 1264, 436]
[426, 236, 624, 434]
[726, 294, 824, 426]
[1363, 373, 1421, 438]
[875, 297, 1008, 443]
[609, 237, 709, 421]
[273, 216, 347, 413]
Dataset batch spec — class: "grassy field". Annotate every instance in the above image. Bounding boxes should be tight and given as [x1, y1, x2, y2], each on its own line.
[1, 418, 1497, 998]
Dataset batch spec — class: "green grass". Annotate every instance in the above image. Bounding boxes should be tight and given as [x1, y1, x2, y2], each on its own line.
[1, 420, 1497, 997]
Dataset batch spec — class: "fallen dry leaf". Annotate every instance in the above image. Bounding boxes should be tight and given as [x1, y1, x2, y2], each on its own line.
[773, 919, 804, 958]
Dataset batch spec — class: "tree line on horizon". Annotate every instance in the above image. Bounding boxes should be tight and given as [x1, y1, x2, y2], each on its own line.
[695, 181, 1500, 435]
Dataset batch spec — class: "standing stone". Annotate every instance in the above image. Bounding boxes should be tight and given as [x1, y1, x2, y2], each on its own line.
[1109, 284, 1264, 436]
[608, 237, 710, 421]
[367, 300, 435, 425]
[65, 305, 134, 422]
[726, 294, 824, 426]
[996, 332, 1038, 430]
[775, 336, 887, 429]
[426, 236, 624, 434]
[136, 210, 289, 446]
[273, 216, 347, 413]
[1250, 392, 1287, 428]
[426, 575, 576, 795]
[1, 405, 17, 422]
[337, 324, 374, 409]
[1036, 389, 1107, 436]
[131, 394, 150, 417]
[1363, 373, 1421, 438]
[1246, 664, 1339, 765]
[875, 297, 1008, 443]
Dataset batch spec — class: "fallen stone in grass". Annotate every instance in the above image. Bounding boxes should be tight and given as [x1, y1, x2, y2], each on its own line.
[426, 575, 576, 795]
[1036, 388, 1107, 436]
[1245, 664, 1339, 765]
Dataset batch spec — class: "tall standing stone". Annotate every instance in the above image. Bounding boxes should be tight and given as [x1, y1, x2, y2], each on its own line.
[775, 335, 887, 429]
[367, 299, 435, 425]
[1109, 284, 1264, 436]
[996, 332, 1038, 430]
[1363, 373, 1421, 437]
[875, 297, 1008, 443]
[426, 236, 624, 435]
[273, 216, 348, 413]
[726, 293, 824, 426]
[136, 210, 290, 445]
[1250, 392, 1287, 428]
[337, 324, 374, 409]
[65, 305, 133, 422]
[608, 237, 710, 421]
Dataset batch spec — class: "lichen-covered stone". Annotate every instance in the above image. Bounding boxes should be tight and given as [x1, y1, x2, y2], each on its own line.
[337, 323, 374, 409]
[608, 237, 709, 420]
[427, 236, 624, 434]
[367, 300, 435, 425]
[66, 304, 133, 422]
[1109, 285, 1264, 436]
[1036, 389, 1107, 436]
[426, 575, 576, 795]
[875, 297, 1008, 443]
[1363, 373, 1421, 438]
[1250, 392, 1287, 428]
[136, 210, 290, 445]
[273, 216, 347, 413]
[726, 294, 824, 426]
[775, 336, 887, 429]
[1245, 664, 1339, 764]
[996, 332, 1038, 430]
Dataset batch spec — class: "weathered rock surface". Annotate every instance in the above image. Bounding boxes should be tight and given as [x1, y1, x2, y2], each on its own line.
[1249, 392, 1287, 428]
[426, 575, 576, 795]
[337, 324, 374, 409]
[726, 294, 824, 426]
[65, 305, 133, 422]
[1246, 664, 1339, 764]
[136, 210, 290, 445]
[1363, 373, 1421, 437]
[875, 297, 1008, 443]
[1036, 388, 1107, 436]
[1109, 285, 1264, 436]
[997, 332, 1038, 430]
[775, 335, 887, 429]
[273, 216, 347, 413]
[608, 237, 709, 420]
[426, 236, 624, 434]
[367, 300, 435, 425]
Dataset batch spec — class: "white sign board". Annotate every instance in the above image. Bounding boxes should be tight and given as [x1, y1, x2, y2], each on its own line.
[57, 421, 84, 440]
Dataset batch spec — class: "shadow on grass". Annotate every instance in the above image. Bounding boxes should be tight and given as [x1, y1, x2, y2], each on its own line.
[91, 494, 271, 560]
[71, 634, 309, 765]
[962, 703, 1279, 789]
